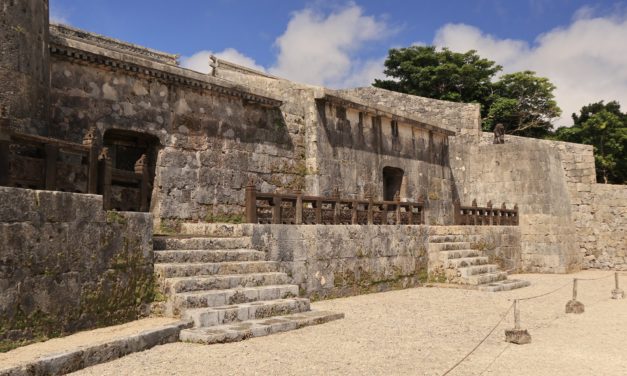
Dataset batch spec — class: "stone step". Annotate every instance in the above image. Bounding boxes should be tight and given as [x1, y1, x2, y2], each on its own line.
[439, 249, 482, 260]
[154, 249, 265, 264]
[179, 310, 344, 345]
[464, 271, 508, 285]
[164, 272, 290, 294]
[458, 264, 499, 278]
[478, 279, 531, 292]
[173, 284, 300, 309]
[155, 261, 280, 279]
[444, 256, 489, 268]
[428, 235, 468, 243]
[153, 236, 252, 250]
[179, 223, 248, 237]
[182, 298, 311, 327]
[429, 242, 471, 251]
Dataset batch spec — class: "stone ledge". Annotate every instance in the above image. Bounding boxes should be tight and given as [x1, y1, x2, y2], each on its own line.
[0, 318, 192, 376]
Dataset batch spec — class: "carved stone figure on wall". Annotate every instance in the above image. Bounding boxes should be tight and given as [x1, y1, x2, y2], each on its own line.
[493, 123, 505, 144]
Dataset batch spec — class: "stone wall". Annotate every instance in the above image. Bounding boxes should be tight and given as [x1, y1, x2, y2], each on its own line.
[579, 184, 627, 270]
[450, 134, 581, 273]
[0, 187, 153, 351]
[249, 225, 429, 300]
[47, 29, 307, 228]
[338, 87, 482, 137]
[0, 0, 50, 134]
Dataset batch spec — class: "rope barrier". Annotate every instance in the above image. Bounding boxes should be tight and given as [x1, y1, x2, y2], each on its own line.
[478, 343, 511, 376]
[513, 280, 572, 301]
[576, 274, 615, 281]
[440, 302, 514, 376]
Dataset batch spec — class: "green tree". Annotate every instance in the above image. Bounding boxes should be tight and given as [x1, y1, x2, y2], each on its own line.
[484, 71, 562, 137]
[373, 46, 501, 106]
[554, 101, 627, 184]
[374, 46, 562, 138]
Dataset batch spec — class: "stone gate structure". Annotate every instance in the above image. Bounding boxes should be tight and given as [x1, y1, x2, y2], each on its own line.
[1, 0, 625, 350]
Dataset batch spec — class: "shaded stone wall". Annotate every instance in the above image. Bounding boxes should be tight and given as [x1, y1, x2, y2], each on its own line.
[0, 187, 153, 351]
[249, 225, 429, 300]
[47, 33, 306, 228]
[0, 0, 50, 134]
[450, 135, 580, 273]
[338, 87, 481, 137]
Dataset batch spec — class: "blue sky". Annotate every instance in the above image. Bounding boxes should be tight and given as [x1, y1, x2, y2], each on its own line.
[50, 1, 627, 124]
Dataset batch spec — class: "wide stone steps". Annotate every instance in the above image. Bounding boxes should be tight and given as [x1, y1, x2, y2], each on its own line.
[173, 284, 300, 309]
[179, 223, 247, 237]
[179, 310, 344, 345]
[154, 236, 252, 250]
[429, 236, 529, 291]
[464, 271, 508, 285]
[153, 232, 343, 345]
[430, 242, 471, 251]
[478, 279, 531, 292]
[429, 235, 470, 243]
[155, 261, 280, 278]
[439, 249, 481, 260]
[444, 256, 489, 268]
[154, 249, 265, 263]
[182, 298, 311, 327]
[457, 264, 499, 278]
[164, 272, 290, 294]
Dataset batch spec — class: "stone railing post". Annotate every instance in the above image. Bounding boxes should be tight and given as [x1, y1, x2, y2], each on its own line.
[272, 195, 282, 224]
[295, 189, 303, 225]
[98, 147, 112, 210]
[471, 199, 478, 226]
[135, 154, 149, 212]
[453, 199, 461, 225]
[83, 127, 99, 194]
[332, 187, 340, 224]
[366, 191, 373, 225]
[394, 191, 401, 224]
[487, 200, 493, 226]
[244, 178, 257, 223]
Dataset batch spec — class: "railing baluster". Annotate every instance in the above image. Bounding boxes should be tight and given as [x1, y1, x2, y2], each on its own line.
[272, 196, 282, 224]
[44, 144, 59, 191]
[135, 154, 149, 212]
[98, 147, 112, 210]
[245, 178, 257, 223]
[295, 190, 303, 225]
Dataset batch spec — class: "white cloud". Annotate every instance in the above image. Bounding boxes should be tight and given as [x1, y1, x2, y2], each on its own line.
[180, 48, 265, 75]
[433, 10, 627, 125]
[269, 5, 390, 87]
[50, 4, 70, 25]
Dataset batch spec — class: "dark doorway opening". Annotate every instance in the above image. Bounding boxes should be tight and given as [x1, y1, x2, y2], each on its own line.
[103, 129, 159, 211]
[383, 166, 404, 201]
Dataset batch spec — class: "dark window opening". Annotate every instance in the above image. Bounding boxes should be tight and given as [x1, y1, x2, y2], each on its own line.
[391, 120, 399, 138]
[383, 166, 404, 201]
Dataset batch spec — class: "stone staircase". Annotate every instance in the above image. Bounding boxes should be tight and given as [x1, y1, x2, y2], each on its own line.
[153, 225, 343, 344]
[429, 235, 530, 292]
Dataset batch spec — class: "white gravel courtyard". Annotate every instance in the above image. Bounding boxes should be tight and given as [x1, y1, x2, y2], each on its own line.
[71, 270, 627, 376]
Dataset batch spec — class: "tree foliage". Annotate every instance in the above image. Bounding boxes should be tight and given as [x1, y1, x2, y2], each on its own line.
[554, 101, 627, 184]
[484, 71, 561, 138]
[373, 46, 501, 105]
[373, 46, 561, 138]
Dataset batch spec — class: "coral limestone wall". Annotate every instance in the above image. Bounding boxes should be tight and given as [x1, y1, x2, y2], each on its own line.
[0, 188, 153, 351]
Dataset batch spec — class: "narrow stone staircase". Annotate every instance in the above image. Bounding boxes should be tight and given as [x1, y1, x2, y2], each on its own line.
[429, 235, 530, 292]
[153, 227, 343, 344]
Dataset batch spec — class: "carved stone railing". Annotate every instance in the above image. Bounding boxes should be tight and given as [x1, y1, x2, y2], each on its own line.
[245, 180, 424, 225]
[454, 199, 519, 226]
[0, 127, 149, 212]
[0, 127, 98, 193]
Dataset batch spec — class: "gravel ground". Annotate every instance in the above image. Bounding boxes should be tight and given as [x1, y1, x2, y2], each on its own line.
[71, 270, 627, 376]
